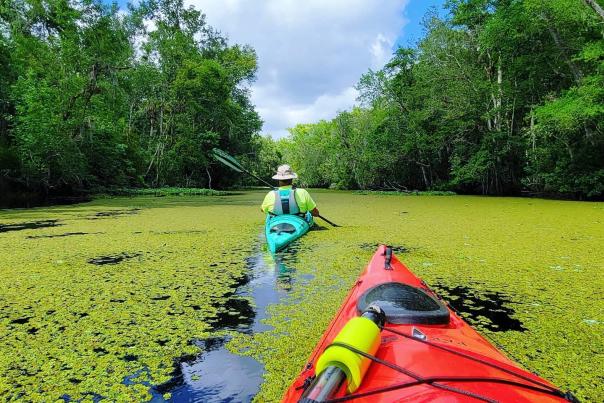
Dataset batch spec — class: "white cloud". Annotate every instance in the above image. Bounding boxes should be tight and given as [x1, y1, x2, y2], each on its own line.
[255, 86, 359, 137]
[187, 0, 409, 138]
[371, 34, 395, 69]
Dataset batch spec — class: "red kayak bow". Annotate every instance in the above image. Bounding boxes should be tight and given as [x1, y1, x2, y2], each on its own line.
[283, 245, 575, 402]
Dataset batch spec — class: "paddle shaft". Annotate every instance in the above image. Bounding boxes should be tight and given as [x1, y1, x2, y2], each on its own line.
[212, 149, 340, 226]
[244, 168, 274, 188]
[317, 214, 339, 227]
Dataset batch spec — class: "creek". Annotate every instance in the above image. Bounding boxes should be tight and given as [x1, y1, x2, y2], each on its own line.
[0, 191, 601, 401]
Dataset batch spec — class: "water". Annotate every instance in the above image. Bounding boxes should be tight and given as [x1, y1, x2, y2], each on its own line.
[0, 219, 61, 233]
[433, 284, 526, 332]
[87, 252, 142, 265]
[88, 209, 141, 219]
[4, 192, 600, 401]
[359, 243, 409, 254]
[151, 243, 300, 402]
[26, 232, 101, 239]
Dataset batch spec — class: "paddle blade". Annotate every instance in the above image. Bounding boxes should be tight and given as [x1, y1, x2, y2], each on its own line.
[212, 148, 244, 173]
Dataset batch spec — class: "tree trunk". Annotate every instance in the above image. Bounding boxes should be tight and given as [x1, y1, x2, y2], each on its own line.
[495, 55, 503, 132]
[544, 17, 582, 84]
[530, 111, 536, 151]
[584, 0, 604, 21]
[206, 166, 212, 189]
[420, 165, 429, 189]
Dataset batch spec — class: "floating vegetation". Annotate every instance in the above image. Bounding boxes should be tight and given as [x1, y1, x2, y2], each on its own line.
[0, 219, 61, 233]
[151, 230, 207, 235]
[103, 187, 226, 197]
[359, 242, 409, 254]
[0, 193, 262, 401]
[225, 192, 604, 402]
[0, 191, 602, 402]
[153, 250, 291, 401]
[87, 252, 142, 265]
[353, 190, 456, 196]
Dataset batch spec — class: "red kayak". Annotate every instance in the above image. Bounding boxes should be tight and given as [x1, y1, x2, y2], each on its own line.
[283, 245, 575, 402]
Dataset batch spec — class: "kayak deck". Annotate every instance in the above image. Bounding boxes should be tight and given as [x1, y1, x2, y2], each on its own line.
[265, 213, 313, 253]
[283, 245, 571, 402]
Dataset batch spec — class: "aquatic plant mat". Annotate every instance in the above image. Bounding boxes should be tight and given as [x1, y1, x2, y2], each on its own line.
[0, 194, 261, 401]
[1, 190, 603, 401]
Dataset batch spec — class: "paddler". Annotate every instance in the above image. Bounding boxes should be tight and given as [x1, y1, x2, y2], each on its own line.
[261, 164, 320, 217]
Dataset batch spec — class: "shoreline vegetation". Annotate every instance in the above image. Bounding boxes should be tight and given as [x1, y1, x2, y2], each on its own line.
[95, 187, 227, 197]
[6, 186, 604, 210]
[1, 0, 603, 206]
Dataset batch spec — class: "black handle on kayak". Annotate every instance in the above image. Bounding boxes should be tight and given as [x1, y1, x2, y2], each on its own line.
[384, 246, 393, 270]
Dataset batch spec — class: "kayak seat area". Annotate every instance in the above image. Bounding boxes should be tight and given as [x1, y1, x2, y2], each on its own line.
[357, 282, 450, 325]
[269, 223, 297, 235]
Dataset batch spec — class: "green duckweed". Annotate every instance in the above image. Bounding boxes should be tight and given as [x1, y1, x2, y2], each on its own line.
[0, 194, 262, 401]
[1, 190, 603, 402]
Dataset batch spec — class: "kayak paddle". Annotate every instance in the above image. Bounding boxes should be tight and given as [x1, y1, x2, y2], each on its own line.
[317, 215, 340, 227]
[211, 148, 341, 227]
[212, 148, 274, 188]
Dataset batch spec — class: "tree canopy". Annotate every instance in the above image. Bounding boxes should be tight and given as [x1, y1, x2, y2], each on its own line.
[1, 0, 603, 199]
[279, 0, 604, 198]
[0, 0, 261, 195]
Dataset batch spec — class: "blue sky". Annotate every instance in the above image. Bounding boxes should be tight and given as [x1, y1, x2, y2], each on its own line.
[104, 0, 446, 138]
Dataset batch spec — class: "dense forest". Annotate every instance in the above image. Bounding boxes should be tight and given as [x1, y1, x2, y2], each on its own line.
[1, 0, 603, 201]
[278, 0, 604, 198]
[0, 0, 262, 198]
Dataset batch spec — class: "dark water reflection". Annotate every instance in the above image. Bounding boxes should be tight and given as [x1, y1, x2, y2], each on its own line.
[150, 243, 301, 402]
[434, 284, 526, 332]
[87, 252, 141, 265]
[0, 220, 61, 233]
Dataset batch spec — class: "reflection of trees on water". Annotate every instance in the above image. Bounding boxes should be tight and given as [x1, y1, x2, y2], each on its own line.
[262, 251, 296, 292]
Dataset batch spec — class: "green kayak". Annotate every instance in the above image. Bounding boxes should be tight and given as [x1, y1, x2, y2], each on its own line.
[265, 213, 313, 253]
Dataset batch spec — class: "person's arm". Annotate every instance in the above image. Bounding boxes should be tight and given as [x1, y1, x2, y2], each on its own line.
[300, 189, 318, 216]
[261, 192, 274, 214]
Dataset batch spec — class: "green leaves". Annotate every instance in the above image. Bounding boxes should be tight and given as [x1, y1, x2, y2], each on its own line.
[278, 0, 603, 198]
[0, 0, 262, 193]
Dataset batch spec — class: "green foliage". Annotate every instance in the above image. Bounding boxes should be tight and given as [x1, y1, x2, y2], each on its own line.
[101, 187, 226, 196]
[0, 0, 261, 195]
[352, 190, 457, 196]
[243, 135, 284, 184]
[278, 0, 604, 198]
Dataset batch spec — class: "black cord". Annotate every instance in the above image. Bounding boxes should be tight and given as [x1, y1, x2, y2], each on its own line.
[325, 341, 496, 402]
[380, 326, 563, 394]
[320, 339, 572, 402]
[324, 376, 574, 403]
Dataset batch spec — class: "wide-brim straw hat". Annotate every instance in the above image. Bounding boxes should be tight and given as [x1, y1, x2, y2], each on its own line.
[272, 164, 298, 180]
